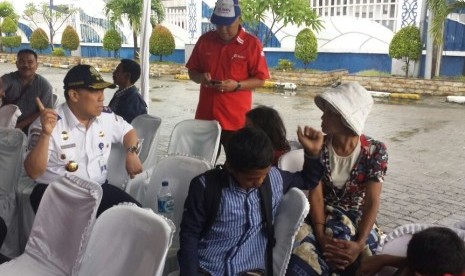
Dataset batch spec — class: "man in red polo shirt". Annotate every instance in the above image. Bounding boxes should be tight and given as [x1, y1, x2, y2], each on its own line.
[186, 0, 270, 149]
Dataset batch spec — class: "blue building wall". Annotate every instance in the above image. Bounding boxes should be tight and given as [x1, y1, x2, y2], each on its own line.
[12, 42, 463, 76]
[265, 51, 392, 73]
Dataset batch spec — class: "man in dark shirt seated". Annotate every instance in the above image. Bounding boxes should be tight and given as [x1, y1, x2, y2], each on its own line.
[109, 59, 147, 123]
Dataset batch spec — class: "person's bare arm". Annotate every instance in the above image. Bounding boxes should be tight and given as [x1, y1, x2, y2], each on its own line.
[24, 98, 57, 179]
[123, 129, 143, 179]
[187, 69, 211, 86]
[16, 112, 40, 130]
[357, 254, 406, 276]
[325, 181, 382, 269]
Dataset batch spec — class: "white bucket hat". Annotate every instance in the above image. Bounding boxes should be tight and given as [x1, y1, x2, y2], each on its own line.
[314, 82, 373, 135]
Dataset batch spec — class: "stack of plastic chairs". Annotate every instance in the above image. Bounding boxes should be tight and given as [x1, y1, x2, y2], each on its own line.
[75, 204, 175, 276]
[0, 175, 102, 275]
[0, 128, 26, 258]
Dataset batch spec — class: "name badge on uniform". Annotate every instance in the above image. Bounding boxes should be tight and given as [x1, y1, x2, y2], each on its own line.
[98, 158, 107, 174]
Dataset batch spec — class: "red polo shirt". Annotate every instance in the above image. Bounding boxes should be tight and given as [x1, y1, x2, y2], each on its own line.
[186, 27, 270, 131]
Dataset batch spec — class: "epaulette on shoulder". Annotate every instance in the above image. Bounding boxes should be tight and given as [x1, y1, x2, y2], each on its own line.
[102, 106, 113, 113]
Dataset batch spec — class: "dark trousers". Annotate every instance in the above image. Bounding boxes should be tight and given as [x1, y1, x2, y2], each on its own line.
[30, 182, 142, 217]
[0, 216, 10, 264]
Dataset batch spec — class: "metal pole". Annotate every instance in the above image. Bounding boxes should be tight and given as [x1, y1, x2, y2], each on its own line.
[424, 10, 433, 79]
[414, 0, 428, 77]
[49, 0, 53, 48]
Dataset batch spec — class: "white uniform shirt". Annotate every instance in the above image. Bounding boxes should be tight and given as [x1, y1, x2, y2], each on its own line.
[27, 103, 133, 184]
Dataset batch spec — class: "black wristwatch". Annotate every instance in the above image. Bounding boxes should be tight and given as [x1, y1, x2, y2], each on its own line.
[234, 81, 241, 92]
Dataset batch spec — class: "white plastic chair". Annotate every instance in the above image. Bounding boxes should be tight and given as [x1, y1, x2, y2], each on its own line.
[107, 114, 162, 190]
[140, 155, 211, 275]
[273, 188, 310, 276]
[375, 223, 436, 276]
[0, 105, 21, 128]
[0, 175, 102, 276]
[52, 93, 59, 108]
[167, 119, 221, 165]
[0, 128, 26, 258]
[76, 204, 175, 276]
[278, 149, 304, 173]
[124, 115, 162, 200]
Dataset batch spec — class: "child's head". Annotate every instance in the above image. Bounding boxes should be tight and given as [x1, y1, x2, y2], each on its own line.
[245, 106, 290, 151]
[225, 127, 273, 189]
[407, 227, 465, 276]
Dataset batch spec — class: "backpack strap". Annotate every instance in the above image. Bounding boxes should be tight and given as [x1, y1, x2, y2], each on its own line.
[258, 175, 275, 276]
[201, 166, 226, 238]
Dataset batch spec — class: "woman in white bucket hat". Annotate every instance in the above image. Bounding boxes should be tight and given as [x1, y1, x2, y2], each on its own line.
[286, 82, 388, 275]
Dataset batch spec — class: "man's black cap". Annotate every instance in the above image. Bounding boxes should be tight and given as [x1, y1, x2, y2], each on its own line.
[63, 64, 116, 90]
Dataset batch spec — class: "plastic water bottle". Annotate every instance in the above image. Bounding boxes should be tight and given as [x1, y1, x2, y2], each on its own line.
[157, 181, 174, 220]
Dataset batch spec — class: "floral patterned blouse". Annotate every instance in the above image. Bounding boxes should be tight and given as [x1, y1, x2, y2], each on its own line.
[321, 134, 388, 217]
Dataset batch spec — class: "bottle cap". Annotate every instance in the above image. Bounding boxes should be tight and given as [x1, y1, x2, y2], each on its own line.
[162, 181, 168, 187]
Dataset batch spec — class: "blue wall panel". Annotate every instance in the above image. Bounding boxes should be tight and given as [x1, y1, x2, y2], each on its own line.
[265, 52, 392, 73]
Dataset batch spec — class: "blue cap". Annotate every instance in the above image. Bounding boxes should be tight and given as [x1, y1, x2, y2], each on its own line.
[210, 0, 241, 26]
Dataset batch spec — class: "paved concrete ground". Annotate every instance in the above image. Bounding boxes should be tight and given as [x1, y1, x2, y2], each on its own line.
[6, 63, 465, 233]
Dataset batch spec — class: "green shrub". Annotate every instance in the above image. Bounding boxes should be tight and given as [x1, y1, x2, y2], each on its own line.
[389, 25, 422, 77]
[30, 28, 49, 52]
[103, 29, 122, 58]
[1, 36, 21, 52]
[149, 24, 175, 62]
[1, 17, 21, 52]
[276, 59, 294, 71]
[61, 25, 80, 52]
[295, 28, 318, 69]
[52, 47, 66, 56]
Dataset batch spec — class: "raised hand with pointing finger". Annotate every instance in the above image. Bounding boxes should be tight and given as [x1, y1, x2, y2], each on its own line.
[36, 97, 57, 136]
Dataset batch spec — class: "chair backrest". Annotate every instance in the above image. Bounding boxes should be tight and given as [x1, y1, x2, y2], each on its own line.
[0, 128, 26, 195]
[143, 155, 212, 248]
[375, 223, 434, 276]
[167, 119, 221, 165]
[75, 205, 175, 276]
[106, 114, 162, 190]
[0, 128, 26, 257]
[52, 93, 59, 108]
[278, 149, 304, 173]
[106, 143, 128, 189]
[273, 188, 309, 276]
[131, 114, 162, 167]
[0, 105, 21, 128]
[0, 175, 102, 275]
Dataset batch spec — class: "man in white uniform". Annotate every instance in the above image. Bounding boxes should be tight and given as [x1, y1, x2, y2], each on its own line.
[25, 64, 143, 216]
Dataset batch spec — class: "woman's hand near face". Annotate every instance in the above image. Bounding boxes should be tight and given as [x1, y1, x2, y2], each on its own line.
[297, 126, 324, 156]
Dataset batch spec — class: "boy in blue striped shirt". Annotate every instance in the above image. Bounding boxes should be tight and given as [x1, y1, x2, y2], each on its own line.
[178, 126, 323, 276]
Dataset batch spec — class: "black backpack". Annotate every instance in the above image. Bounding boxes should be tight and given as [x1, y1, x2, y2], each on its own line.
[201, 167, 275, 276]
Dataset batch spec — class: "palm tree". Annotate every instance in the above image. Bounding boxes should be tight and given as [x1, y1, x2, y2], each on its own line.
[426, 0, 465, 76]
[105, 0, 164, 59]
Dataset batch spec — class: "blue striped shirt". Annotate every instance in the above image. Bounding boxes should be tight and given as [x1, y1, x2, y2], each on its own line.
[198, 168, 284, 275]
[178, 155, 322, 276]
